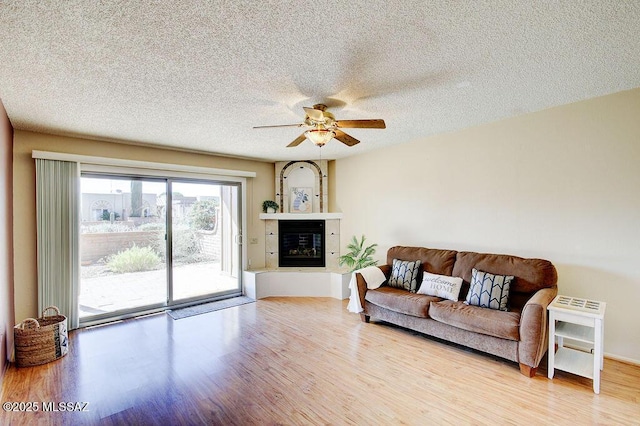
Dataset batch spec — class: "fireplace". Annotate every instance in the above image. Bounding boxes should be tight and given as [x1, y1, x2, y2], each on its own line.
[278, 220, 325, 267]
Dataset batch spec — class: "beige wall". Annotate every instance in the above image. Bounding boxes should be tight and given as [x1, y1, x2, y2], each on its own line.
[13, 131, 274, 323]
[0, 99, 14, 377]
[335, 88, 640, 363]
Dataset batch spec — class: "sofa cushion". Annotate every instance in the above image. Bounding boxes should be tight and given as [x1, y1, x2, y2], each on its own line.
[386, 246, 458, 283]
[464, 268, 513, 311]
[417, 272, 463, 301]
[388, 259, 421, 292]
[452, 252, 558, 310]
[429, 300, 521, 341]
[365, 287, 441, 318]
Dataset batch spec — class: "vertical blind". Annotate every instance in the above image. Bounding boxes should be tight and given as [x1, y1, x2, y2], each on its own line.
[35, 159, 80, 329]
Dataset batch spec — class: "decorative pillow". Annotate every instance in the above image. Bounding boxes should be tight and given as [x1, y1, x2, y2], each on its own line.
[464, 268, 513, 311]
[417, 272, 463, 301]
[388, 259, 422, 292]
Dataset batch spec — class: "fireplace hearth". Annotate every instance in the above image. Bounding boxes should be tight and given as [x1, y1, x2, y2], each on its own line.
[278, 220, 325, 267]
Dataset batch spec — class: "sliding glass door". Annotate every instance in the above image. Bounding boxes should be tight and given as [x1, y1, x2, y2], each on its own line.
[79, 175, 242, 324]
[79, 177, 167, 319]
[169, 180, 241, 302]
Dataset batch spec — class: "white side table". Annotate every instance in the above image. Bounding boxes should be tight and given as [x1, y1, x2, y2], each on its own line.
[547, 295, 606, 393]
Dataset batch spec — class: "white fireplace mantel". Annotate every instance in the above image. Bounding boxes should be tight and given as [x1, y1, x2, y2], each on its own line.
[259, 213, 343, 220]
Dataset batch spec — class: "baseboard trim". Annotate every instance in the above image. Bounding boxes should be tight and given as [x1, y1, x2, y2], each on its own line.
[565, 341, 640, 366]
[605, 352, 640, 366]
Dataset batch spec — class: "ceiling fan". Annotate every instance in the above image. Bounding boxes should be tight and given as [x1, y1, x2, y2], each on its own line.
[253, 104, 386, 147]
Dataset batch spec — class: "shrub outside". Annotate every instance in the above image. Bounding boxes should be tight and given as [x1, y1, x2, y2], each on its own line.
[107, 245, 161, 273]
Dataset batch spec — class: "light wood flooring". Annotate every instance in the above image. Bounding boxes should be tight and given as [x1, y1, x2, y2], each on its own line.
[1, 298, 639, 425]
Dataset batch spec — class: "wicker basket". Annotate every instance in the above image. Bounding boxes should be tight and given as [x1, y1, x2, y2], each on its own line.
[14, 306, 69, 367]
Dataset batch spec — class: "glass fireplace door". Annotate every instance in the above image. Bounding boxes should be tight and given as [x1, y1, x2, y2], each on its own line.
[278, 220, 325, 267]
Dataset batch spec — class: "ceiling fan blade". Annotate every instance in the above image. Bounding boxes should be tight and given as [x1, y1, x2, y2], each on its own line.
[286, 133, 307, 147]
[253, 123, 304, 129]
[335, 119, 386, 129]
[334, 130, 360, 147]
[303, 107, 326, 122]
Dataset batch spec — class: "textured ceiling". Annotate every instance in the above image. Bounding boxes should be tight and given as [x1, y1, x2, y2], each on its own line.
[1, 1, 639, 162]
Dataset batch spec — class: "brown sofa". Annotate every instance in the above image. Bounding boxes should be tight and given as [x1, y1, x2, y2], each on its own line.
[357, 246, 558, 377]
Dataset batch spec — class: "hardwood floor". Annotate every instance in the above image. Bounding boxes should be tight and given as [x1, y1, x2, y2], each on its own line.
[1, 298, 639, 425]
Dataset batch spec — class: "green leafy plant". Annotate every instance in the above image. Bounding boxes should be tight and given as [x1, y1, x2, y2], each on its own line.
[171, 226, 204, 264]
[338, 235, 378, 272]
[107, 245, 160, 273]
[150, 224, 205, 265]
[101, 210, 120, 221]
[262, 200, 279, 213]
[188, 199, 219, 231]
[138, 222, 165, 232]
[81, 223, 133, 234]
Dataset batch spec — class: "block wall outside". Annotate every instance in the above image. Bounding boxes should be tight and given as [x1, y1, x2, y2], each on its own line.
[80, 231, 160, 264]
[198, 231, 221, 259]
[80, 230, 221, 264]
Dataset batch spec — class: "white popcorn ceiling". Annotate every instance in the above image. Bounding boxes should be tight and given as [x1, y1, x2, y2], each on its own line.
[0, 1, 639, 161]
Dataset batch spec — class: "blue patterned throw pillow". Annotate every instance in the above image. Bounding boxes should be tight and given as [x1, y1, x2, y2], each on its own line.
[464, 268, 513, 311]
[388, 259, 422, 292]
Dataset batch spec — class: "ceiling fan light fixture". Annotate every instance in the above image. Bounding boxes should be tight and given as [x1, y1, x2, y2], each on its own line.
[255, 104, 384, 148]
[304, 128, 335, 147]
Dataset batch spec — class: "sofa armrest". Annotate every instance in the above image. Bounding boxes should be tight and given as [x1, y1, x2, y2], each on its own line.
[356, 273, 368, 309]
[518, 286, 558, 369]
[356, 265, 391, 309]
[378, 264, 391, 277]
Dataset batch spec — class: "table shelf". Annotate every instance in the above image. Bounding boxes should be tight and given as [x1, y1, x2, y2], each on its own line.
[555, 321, 595, 344]
[554, 347, 594, 379]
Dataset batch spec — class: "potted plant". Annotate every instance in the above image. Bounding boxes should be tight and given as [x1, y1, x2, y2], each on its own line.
[262, 200, 279, 214]
[338, 235, 378, 272]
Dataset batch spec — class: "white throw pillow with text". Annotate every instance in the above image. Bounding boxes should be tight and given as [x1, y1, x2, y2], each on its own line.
[417, 272, 463, 301]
